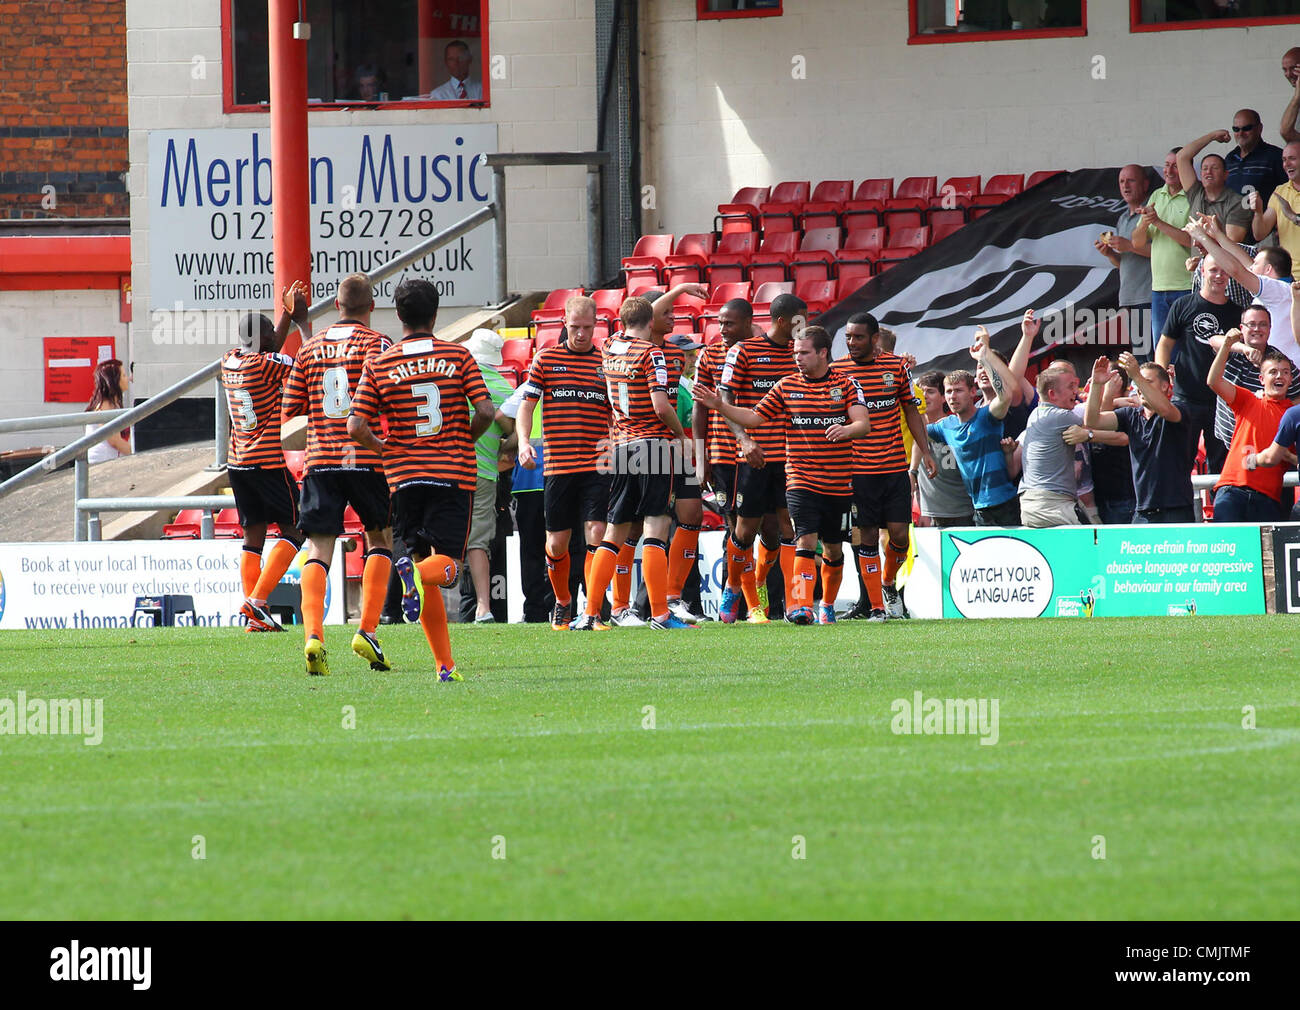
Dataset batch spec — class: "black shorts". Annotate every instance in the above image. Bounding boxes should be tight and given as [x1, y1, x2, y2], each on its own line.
[708, 461, 738, 514]
[787, 489, 853, 543]
[299, 469, 391, 535]
[672, 468, 702, 501]
[607, 472, 674, 525]
[852, 471, 913, 528]
[544, 471, 611, 532]
[228, 466, 299, 529]
[392, 483, 473, 560]
[736, 461, 788, 519]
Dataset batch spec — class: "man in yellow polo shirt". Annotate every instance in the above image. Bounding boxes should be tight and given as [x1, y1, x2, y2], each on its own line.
[1251, 141, 1300, 269]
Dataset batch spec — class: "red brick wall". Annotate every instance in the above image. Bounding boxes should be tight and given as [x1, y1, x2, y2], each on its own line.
[0, 1, 128, 219]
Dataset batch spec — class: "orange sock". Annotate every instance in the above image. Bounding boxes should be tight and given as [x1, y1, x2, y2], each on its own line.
[779, 540, 796, 586]
[754, 539, 779, 583]
[856, 546, 882, 611]
[583, 545, 596, 594]
[418, 574, 453, 670]
[741, 563, 762, 611]
[359, 548, 392, 634]
[883, 536, 909, 588]
[612, 540, 636, 612]
[546, 549, 571, 605]
[416, 554, 460, 588]
[667, 523, 701, 598]
[239, 548, 262, 598]
[823, 556, 845, 606]
[585, 542, 620, 617]
[301, 559, 327, 643]
[790, 549, 817, 609]
[249, 539, 299, 603]
[725, 533, 749, 590]
[642, 538, 669, 620]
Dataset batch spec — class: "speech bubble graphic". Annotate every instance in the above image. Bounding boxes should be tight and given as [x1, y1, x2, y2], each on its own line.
[948, 536, 1053, 619]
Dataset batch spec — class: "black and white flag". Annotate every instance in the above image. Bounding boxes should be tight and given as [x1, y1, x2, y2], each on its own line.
[820, 169, 1134, 374]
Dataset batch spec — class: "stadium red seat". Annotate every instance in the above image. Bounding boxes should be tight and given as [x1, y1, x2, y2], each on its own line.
[770, 181, 810, 204]
[791, 227, 842, 284]
[670, 293, 706, 329]
[501, 338, 533, 373]
[161, 508, 203, 540]
[836, 272, 872, 300]
[700, 321, 723, 345]
[759, 180, 812, 234]
[714, 186, 770, 236]
[928, 208, 966, 231]
[621, 234, 674, 286]
[887, 225, 930, 250]
[540, 287, 584, 312]
[883, 176, 937, 229]
[838, 227, 885, 261]
[971, 174, 1024, 213]
[931, 221, 964, 244]
[534, 319, 564, 352]
[747, 232, 799, 286]
[929, 175, 981, 213]
[707, 281, 751, 306]
[799, 180, 853, 230]
[794, 279, 836, 315]
[752, 312, 771, 333]
[664, 233, 717, 284]
[854, 178, 893, 203]
[497, 366, 520, 388]
[282, 450, 306, 482]
[752, 280, 794, 308]
[1027, 170, 1063, 188]
[627, 277, 660, 297]
[213, 507, 243, 539]
[591, 288, 626, 316]
[706, 232, 756, 286]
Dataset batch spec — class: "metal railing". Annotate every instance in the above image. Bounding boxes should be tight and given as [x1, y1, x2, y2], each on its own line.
[0, 154, 611, 541]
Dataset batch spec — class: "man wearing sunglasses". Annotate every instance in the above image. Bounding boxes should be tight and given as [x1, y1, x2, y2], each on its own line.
[1225, 110, 1288, 208]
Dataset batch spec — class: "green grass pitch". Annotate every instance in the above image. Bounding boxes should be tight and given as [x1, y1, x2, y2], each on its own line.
[1, 617, 1296, 920]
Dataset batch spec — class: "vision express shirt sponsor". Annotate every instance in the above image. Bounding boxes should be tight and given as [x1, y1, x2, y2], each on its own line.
[833, 350, 918, 474]
[721, 336, 796, 462]
[753, 367, 867, 495]
[523, 343, 610, 474]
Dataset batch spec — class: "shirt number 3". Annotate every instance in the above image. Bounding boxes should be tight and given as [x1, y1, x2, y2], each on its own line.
[412, 382, 443, 436]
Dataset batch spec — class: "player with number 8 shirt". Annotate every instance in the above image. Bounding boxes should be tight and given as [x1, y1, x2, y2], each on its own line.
[281, 272, 395, 676]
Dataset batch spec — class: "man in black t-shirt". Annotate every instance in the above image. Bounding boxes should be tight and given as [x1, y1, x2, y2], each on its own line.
[1085, 352, 1195, 524]
[1154, 254, 1241, 474]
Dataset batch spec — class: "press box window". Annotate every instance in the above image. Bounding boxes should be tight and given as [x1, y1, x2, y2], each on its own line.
[225, 0, 489, 111]
[697, 1, 782, 20]
[910, 1, 1086, 42]
[1133, 0, 1300, 31]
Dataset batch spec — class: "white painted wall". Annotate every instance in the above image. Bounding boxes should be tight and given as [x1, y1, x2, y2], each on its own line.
[0, 290, 129, 453]
[642, 0, 1299, 238]
[126, 0, 598, 396]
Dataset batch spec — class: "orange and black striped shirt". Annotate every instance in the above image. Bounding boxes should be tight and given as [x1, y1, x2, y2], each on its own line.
[282, 321, 391, 472]
[351, 335, 491, 493]
[832, 351, 919, 474]
[221, 347, 294, 469]
[753, 367, 867, 495]
[522, 343, 610, 475]
[694, 340, 738, 465]
[720, 336, 796, 462]
[602, 335, 672, 443]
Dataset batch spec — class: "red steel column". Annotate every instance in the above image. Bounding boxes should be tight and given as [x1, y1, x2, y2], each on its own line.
[418, 0, 437, 96]
[269, 0, 311, 355]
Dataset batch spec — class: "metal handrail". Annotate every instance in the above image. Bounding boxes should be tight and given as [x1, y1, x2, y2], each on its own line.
[0, 409, 130, 435]
[78, 495, 235, 542]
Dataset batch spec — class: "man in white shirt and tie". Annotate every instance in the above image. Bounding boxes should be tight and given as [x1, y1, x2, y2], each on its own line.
[428, 40, 482, 101]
